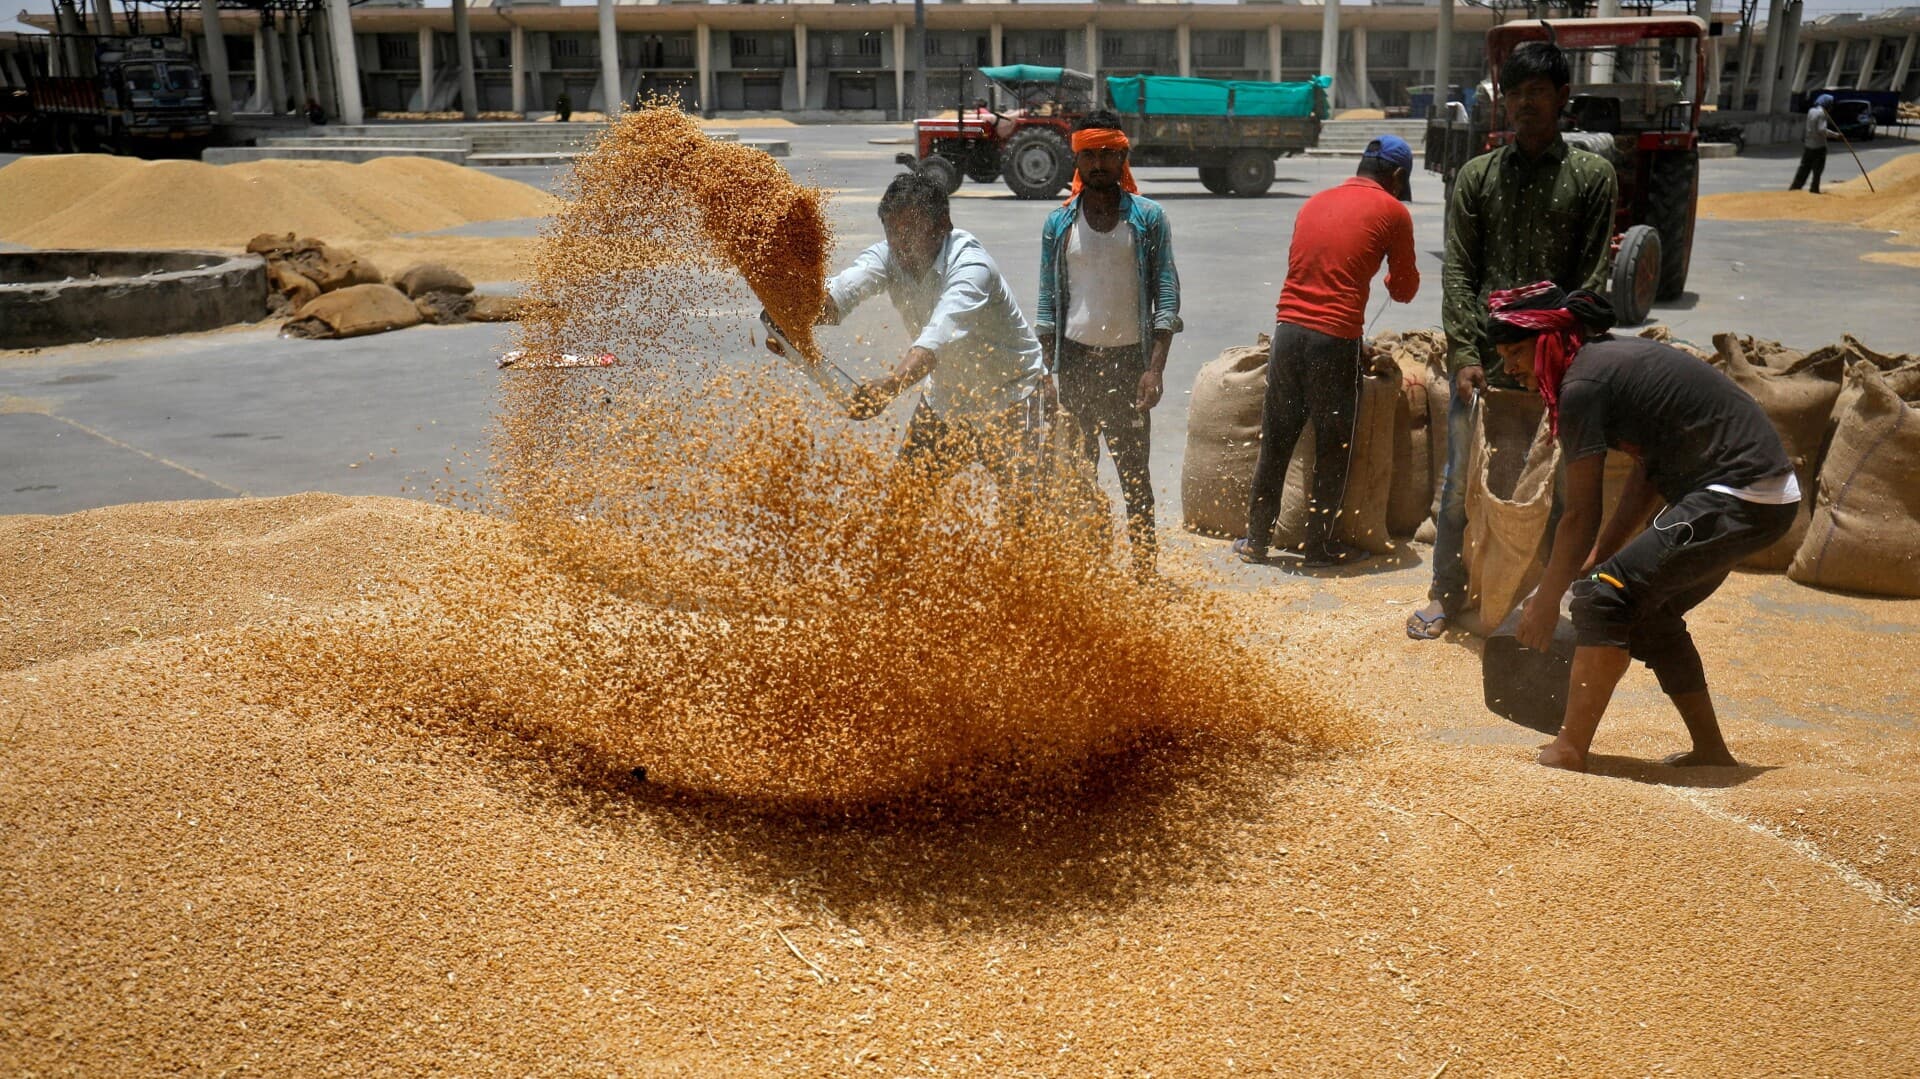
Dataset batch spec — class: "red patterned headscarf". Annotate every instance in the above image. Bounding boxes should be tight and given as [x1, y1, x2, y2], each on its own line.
[1487, 282, 1614, 433]
[1065, 128, 1138, 205]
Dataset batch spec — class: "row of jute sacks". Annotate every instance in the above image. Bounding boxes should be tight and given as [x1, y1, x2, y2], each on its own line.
[1181, 328, 1920, 619]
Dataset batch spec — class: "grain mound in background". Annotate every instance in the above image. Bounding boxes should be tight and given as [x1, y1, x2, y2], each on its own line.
[0, 155, 557, 249]
[254, 106, 1355, 811]
[1700, 153, 1920, 249]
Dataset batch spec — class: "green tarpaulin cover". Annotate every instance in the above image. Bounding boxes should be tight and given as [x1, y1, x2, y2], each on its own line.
[1106, 74, 1331, 118]
[980, 65, 1066, 84]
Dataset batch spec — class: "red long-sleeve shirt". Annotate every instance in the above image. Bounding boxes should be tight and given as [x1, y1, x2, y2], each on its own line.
[1275, 176, 1419, 340]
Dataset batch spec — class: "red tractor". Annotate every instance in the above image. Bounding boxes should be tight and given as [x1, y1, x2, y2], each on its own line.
[1428, 16, 1708, 325]
[897, 65, 1098, 200]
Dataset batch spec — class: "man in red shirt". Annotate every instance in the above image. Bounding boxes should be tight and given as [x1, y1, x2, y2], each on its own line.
[1233, 136, 1420, 567]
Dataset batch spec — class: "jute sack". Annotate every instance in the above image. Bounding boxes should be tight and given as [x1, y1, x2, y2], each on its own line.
[1788, 365, 1920, 598]
[1387, 376, 1432, 536]
[267, 261, 320, 309]
[282, 283, 423, 339]
[415, 291, 476, 325]
[1787, 334, 1917, 381]
[393, 263, 475, 299]
[1464, 389, 1554, 626]
[1181, 336, 1272, 537]
[468, 294, 530, 323]
[1714, 333, 1842, 571]
[1180, 337, 1399, 553]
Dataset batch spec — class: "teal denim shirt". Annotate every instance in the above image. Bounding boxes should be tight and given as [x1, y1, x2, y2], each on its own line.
[1035, 191, 1182, 370]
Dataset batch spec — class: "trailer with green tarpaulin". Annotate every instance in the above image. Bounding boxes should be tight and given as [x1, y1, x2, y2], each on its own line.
[898, 67, 1329, 199]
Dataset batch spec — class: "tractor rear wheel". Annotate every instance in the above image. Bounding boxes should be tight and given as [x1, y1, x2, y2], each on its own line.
[1002, 126, 1072, 200]
[1609, 224, 1662, 327]
[1646, 148, 1698, 302]
[1226, 150, 1275, 197]
[1198, 166, 1232, 195]
[917, 154, 962, 196]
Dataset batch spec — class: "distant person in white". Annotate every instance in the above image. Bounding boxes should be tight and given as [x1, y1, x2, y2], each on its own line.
[1790, 93, 1838, 195]
[782, 170, 1045, 494]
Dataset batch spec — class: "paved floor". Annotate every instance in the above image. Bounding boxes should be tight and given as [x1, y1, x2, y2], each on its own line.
[2, 131, 1916, 518]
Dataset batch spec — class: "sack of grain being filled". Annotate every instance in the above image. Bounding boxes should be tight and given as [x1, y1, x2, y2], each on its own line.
[1463, 389, 1556, 628]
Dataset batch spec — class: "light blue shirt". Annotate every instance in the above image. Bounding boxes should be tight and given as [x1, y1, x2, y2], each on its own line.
[825, 228, 1045, 419]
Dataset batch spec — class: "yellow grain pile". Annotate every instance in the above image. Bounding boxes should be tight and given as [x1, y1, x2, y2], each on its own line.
[1700, 151, 1920, 242]
[3, 495, 1918, 1074]
[0, 154, 558, 249]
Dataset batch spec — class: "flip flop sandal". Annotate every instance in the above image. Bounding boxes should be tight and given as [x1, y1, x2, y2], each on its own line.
[1230, 537, 1267, 565]
[1405, 609, 1448, 640]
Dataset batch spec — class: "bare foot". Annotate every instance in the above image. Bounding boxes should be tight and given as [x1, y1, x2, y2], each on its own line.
[1536, 740, 1587, 773]
[1660, 748, 1739, 768]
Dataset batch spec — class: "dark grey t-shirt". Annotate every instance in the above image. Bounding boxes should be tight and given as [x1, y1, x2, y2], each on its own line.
[1556, 336, 1791, 504]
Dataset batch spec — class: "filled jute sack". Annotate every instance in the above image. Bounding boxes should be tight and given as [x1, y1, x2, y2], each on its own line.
[267, 261, 320, 309]
[1381, 330, 1448, 537]
[1787, 333, 1917, 381]
[282, 283, 423, 340]
[393, 263, 475, 300]
[1789, 365, 1920, 598]
[467, 294, 531, 323]
[415, 291, 476, 325]
[1180, 335, 1399, 553]
[248, 232, 381, 295]
[1713, 333, 1843, 571]
[1463, 389, 1555, 627]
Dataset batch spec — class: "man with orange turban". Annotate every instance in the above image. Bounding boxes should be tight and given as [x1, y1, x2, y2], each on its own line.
[1034, 110, 1182, 578]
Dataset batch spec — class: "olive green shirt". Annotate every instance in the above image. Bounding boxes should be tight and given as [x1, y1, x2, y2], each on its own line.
[1442, 137, 1618, 374]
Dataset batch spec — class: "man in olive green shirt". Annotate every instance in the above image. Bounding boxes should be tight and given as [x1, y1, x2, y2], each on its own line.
[1407, 40, 1618, 640]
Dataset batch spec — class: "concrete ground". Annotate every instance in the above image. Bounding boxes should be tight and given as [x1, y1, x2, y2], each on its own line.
[1, 130, 1916, 519]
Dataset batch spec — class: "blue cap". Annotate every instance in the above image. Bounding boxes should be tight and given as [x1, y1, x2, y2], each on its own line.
[1362, 134, 1414, 201]
[1816, 93, 1834, 108]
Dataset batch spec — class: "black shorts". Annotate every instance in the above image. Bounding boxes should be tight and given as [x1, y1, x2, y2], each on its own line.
[1570, 489, 1796, 691]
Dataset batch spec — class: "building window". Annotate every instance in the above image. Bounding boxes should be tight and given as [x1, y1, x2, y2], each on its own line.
[732, 36, 760, 60]
[555, 38, 581, 59]
[378, 35, 416, 68]
[858, 34, 881, 57]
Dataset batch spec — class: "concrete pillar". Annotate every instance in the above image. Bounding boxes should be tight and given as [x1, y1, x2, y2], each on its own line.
[197, 0, 234, 121]
[417, 26, 434, 112]
[311, 8, 339, 120]
[594, 0, 617, 116]
[794, 25, 808, 110]
[695, 23, 711, 117]
[1351, 25, 1368, 108]
[1319, 0, 1340, 96]
[262, 22, 287, 114]
[1177, 24, 1191, 78]
[284, 24, 305, 111]
[1268, 23, 1283, 81]
[1792, 42, 1813, 94]
[301, 31, 322, 103]
[1690, 0, 1712, 104]
[510, 24, 526, 115]
[1732, 23, 1755, 109]
[1857, 35, 1882, 89]
[453, 0, 478, 120]
[1435, 0, 1453, 107]
[326, 0, 362, 125]
[892, 22, 906, 120]
[1593, 0, 1621, 83]
[990, 22, 1003, 68]
[1892, 33, 1918, 94]
[247, 27, 266, 109]
[90, 0, 113, 35]
[1754, 0, 1786, 113]
[1085, 21, 1098, 87]
[1823, 39, 1846, 92]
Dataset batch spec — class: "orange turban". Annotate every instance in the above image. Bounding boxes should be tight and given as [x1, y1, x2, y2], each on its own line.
[1066, 128, 1138, 204]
